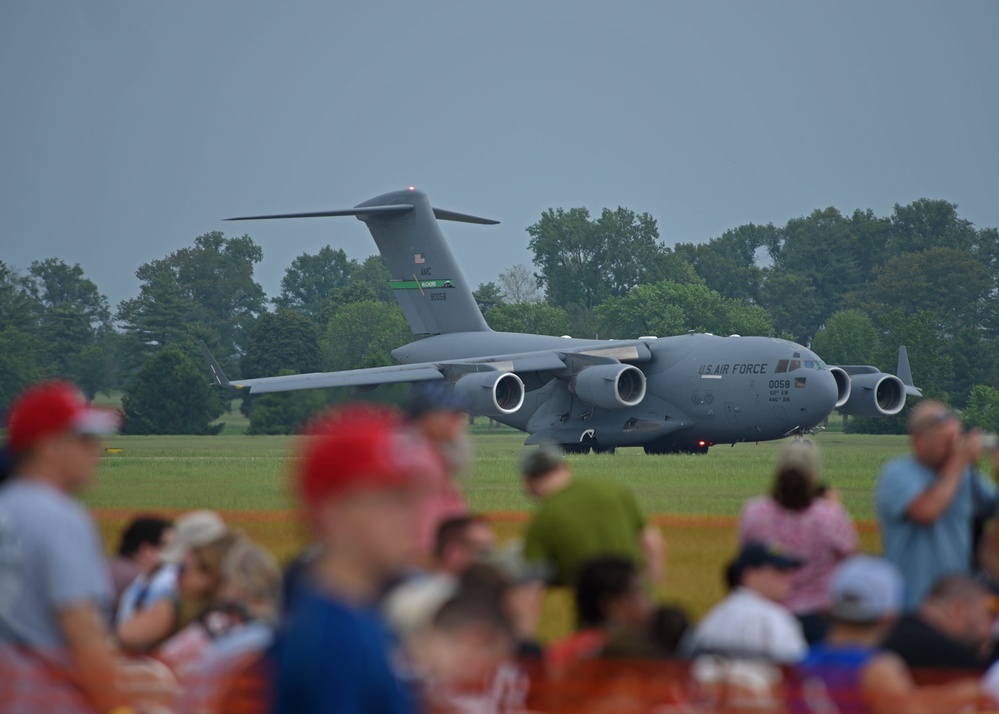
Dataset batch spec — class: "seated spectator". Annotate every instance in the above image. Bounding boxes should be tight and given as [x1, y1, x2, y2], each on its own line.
[269, 405, 444, 714]
[117, 509, 226, 627]
[521, 448, 665, 588]
[739, 438, 858, 644]
[793, 555, 988, 714]
[109, 514, 173, 605]
[547, 556, 654, 668]
[434, 514, 496, 577]
[687, 541, 807, 663]
[462, 561, 546, 659]
[882, 574, 995, 670]
[177, 537, 283, 712]
[644, 605, 691, 659]
[412, 587, 526, 713]
[117, 530, 240, 654]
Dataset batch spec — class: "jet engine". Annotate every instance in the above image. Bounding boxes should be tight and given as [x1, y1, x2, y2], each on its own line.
[571, 364, 647, 410]
[829, 366, 852, 408]
[453, 371, 525, 416]
[839, 373, 906, 417]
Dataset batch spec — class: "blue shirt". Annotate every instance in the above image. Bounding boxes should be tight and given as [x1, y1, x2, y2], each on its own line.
[269, 582, 416, 714]
[875, 455, 997, 610]
[793, 643, 878, 714]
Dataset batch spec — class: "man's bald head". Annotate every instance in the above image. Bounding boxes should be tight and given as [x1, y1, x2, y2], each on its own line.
[907, 401, 961, 470]
[908, 401, 958, 435]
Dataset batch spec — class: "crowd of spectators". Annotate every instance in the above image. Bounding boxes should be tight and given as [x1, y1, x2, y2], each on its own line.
[7, 381, 999, 713]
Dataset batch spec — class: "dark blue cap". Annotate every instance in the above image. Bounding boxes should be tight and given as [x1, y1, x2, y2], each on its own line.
[734, 541, 803, 572]
[406, 382, 469, 418]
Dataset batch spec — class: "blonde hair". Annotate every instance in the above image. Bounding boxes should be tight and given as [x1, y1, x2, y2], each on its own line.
[177, 531, 241, 629]
[220, 538, 283, 620]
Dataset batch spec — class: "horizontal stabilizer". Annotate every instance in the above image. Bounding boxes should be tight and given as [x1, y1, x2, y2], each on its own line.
[432, 207, 499, 225]
[225, 205, 413, 221]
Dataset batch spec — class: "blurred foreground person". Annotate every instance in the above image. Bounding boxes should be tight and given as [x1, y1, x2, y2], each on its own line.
[109, 514, 174, 605]
[0, 381, 130, 713]
[521, 448, 665, 588]
[876, 401, 999, 610]
[178, 537, 283, 713]
[793, 555, 988, 714]
[434, 515, 496, 577]
[117, 530, 239, 657]
[414, 587, 524, 713]
[883, 574, 996, 670]
[547, 556, 654, 668]
[270, 405, 444, 714]
[407, 383, 473, 557]
[688, 541, 807, 663]
[739, 439, 858, 643]
[117, 510, 226, 626]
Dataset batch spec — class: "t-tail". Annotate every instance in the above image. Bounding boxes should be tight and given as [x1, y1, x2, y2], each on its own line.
[226, 187, 495, 335]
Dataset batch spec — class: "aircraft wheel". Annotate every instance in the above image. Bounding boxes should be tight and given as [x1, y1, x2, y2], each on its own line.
[561, 443, 591, 455]
[644, 445, 669, 455]
[591, 445, 616, 455]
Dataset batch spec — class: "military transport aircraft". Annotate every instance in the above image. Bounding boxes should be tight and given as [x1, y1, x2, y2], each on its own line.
[200, 187, 920, 454]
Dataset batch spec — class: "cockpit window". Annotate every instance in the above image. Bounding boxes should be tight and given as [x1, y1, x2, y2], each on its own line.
[775, 359, 789, 374]
[788, 359, 801, 371]
[804, 360, 814, 369]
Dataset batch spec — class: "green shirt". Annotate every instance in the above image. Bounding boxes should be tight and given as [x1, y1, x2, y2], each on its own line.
[523, 477, 646, 586]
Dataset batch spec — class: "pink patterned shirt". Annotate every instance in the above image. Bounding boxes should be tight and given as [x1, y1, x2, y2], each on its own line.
[738, 496, 858, 614]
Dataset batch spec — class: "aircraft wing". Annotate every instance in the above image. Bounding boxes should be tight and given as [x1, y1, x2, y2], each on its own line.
[199, 341, 652, 395]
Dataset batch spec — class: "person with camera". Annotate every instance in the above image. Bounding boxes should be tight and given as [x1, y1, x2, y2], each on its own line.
[875, 401, 999, 612]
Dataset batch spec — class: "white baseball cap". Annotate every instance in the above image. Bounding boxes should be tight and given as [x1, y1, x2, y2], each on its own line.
[158, 510, 227, 564]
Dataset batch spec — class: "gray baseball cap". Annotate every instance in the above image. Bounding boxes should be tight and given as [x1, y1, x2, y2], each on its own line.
[829, 555, 904, 623]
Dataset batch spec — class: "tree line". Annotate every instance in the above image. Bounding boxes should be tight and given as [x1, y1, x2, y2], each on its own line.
[2, 197, 997, 435]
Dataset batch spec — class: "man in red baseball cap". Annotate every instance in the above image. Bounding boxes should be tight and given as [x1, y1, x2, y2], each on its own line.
[270, 403, 444, 714]
[0, 381, 131, 713]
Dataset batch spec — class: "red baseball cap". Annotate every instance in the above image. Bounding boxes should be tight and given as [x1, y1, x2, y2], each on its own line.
[7, 381, 120, 455]
[297, 404, 444, 505]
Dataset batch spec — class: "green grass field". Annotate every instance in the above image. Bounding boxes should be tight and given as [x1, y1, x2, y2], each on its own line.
[83, 422, 901, 633]
[85, 427, 907, 518]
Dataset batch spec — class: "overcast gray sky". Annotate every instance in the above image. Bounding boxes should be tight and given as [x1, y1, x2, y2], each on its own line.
[2, 1, 997, 310]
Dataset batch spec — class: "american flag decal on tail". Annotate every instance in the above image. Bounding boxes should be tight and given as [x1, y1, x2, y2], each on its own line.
[414, 253, 425, 264]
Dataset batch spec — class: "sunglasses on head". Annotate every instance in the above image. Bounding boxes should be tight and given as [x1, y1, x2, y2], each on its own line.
[916, 409, 958, 434]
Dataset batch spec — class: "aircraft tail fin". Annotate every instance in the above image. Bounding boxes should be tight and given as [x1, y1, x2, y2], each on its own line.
[896, 345, 922, 397]
[226, 188, 494, 335]
[198, 340, 233, 388]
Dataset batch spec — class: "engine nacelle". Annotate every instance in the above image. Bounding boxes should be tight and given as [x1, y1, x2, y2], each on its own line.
[453, 371, 525, 416]
[829, 366, 852, 408]
[571, 364, 647, 410]
[840, 373, 906, 417]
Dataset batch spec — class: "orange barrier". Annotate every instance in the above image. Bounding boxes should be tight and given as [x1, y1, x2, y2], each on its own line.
[3, 653, 994, 714]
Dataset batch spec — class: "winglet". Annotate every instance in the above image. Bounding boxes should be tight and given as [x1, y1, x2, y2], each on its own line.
[198, 341, 234, 389]
[897, 345, 922, 397]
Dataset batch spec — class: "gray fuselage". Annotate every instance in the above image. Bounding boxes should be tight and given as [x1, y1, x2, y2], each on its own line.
[394, 331, 839, 450]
